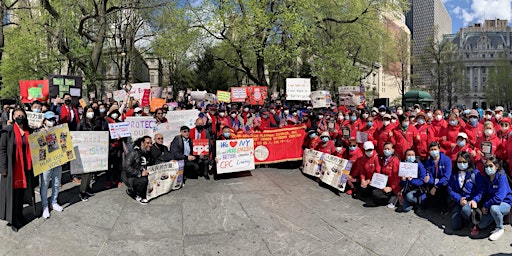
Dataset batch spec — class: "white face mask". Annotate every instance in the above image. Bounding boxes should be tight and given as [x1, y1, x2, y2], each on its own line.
[231, 113, 237, 118]
[362, 113, 369, 119]
[86, 112, 94, 119]
[435, 114, 443, 121]
[243, 108, 249, 112]
[284, 110, 289, 115]
[270, 109, 276, 114]
[391, 119, 397, 123]
[379, 111, 385, 116]
[111, 113, 119, 119]
[45, 120, 55, 128]
[384, 120, 391, 126]
[485, 114, 492, 120]
[219, 112, 225, 117]
[397, 110, 403, 115]
[338, 115, 344, 121]
[335, 147, 342, 152]
[485, 129, 493, 136]
[292, 112, 298, 116]
[427, 112, 433, 118]
[365, 150, 373, 157]
[495, 114, 502, 120]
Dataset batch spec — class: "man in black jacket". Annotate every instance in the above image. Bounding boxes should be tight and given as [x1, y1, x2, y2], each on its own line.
[150, 133, 172, 165]
[123, 136, 152, 205]
[170, 126, 198, 179]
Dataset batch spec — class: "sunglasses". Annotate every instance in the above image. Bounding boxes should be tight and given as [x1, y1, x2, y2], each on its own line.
[456, 161, 467, 163]
[500, 123, 509, 127]
[156, 113, 163, 115]
[155, 137, 163, 140]
[484, 165, 494, 168]
[181, 130, 190, 133]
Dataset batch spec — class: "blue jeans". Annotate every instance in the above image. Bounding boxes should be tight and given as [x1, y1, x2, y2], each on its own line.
[451, 204, 472, 230]
[402, 190, 421, 212]
[40, 166, 62, 209]
[478, 202, 511, 229]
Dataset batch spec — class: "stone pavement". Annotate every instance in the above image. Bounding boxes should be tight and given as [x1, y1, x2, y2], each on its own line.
[0, 168, 511, 256]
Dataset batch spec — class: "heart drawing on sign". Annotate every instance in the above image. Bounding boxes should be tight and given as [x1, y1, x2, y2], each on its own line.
[229, 141, 238, 147]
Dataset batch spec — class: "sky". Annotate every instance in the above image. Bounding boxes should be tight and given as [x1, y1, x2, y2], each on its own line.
[443, 0, 512, 33]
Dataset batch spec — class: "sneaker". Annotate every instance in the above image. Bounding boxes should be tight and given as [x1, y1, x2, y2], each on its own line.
[135, 196, 148, 205]
[42, 207, 50, 219]
[79, 192, 89, 202]
[51, 203, 63, 212]
[387, 203, 396, 209]
[125, 189, 135, 199]
[84, 191, 95, 197]
[470, 226, 479, 236]
[489, 228, 504, 241]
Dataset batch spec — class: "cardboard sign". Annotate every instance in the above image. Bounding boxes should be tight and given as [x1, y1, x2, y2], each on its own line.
[70, 131, 109, 174]
[246, 86, 267, 105]
[26, 111, 45, 128]
[79, 99, 87, 108]
[216, 139, 255, 174]
[193, 139, 209, 155]
[20, 80, 49, 103]
[286, 78, 311, 101]
[108, 122, 131, 139]
[146, 160, 184, 201]
[230, 87, 248, 102]
[217, 91, 231, 103]
[49, 75, 83, 101]
[130, 82, 151, 101]
[190, 90, 207, 100]
[150, 98, 167, 112]
[370, 173, 388, 189]
[204, 93, 216, 105]
[311, 91, 331, 108]
[113, 90, 127, 102]
[125, 116, 157, 140]
[398, 162, 418, 178]
[28, 124, 76, 176]
[356, 131, 368, 143]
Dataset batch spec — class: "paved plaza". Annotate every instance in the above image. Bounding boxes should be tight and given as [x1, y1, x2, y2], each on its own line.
[0, 168, 511, 256]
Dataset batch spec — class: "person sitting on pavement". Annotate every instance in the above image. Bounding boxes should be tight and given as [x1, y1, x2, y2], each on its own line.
[373, 142, 401, 208]
[315, 131, 335, 154]
[397, 149, 427, 213]
[123, 136, 153, 205]
[424, 141, 452, 215]
[353, 141, 381, 198]
[150, 133, 172, 165]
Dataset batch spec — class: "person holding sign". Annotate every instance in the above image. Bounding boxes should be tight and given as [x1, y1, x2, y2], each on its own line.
[123, 136, 153, 205]
[356, 115, 376, 148]
[105, 107, 125, 189]
[447, 151, 484, 233]
[170, 126, 198, 180]
[414, 112, 435, 162]
[190, 118, 211, 180]
[0, 108, 35, 232]
[397, 149, 427, 213]
[446, 133, 477, 162]
[353, 141, 381, 198]
[372, 142, 400, 208]
[315, 132, 335, 154]
[475, 121, 499, 169]
[77, 106, 102, 201]
[424, 142, 452, 215]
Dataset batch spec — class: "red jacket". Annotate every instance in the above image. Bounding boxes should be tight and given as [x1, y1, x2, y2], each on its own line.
[380, 155, 401, 194]
[391, 126, 418, 160]
[344, 147, 363, 163]
[357, 125, 377, 148]
[430, 119, 447, 139]
[495, 130, 512, 161]
[415, 123, 435, 160]
[315, 140, 335, 154]
[348, 119, 363, 139]
[463, 123, 484, 147]
[374, 124, 395, 155]
[439, 124, 462, 152]
[354, 151, 381, 181]
[446, 144, 477, 162]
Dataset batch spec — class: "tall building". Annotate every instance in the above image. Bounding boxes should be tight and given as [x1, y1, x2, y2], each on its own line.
[406, 0, 452, 87]
[444, 19, 512, 109]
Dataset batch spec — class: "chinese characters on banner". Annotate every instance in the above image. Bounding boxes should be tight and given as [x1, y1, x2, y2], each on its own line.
[146, 160, 184, 201]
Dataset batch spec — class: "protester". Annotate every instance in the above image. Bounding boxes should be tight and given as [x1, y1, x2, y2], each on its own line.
[391, 115, 418, 161]
[398, 149, 427, 213]
[190, 118, 211, 180]
[315, 132, 335, 154]
[170, 126, 197, 179]
[372, 142, 400, 208]
[150, 133, 172, 165]
[123, 136, 153, 205]
[154, 108, 168, 124]
[424, 142, 452, 214]
[105, 106, 125, 188]
[77, 106, 102, 201]
[354, 141, 380, 198]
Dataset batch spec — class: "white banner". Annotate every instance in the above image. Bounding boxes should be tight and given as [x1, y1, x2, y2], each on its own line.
[130, 82, 151, 101]
[319, 154, 352, 192]
[26, 111, 44, 128]
[125, 116, 157, 140]
[216, 139, 255, 174]
[146, 160, 184, 201]
[70, 131, 109, 174]
[286, 78, 311, 101]
[398, 162, 418, 179]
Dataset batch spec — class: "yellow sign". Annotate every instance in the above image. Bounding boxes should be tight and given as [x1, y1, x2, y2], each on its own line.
[29, 124, 76, 176]
[216, 91, 231, 103]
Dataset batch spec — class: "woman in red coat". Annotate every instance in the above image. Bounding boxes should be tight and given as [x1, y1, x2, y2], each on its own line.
[495, 117, 512, 162]
[391, 115, 418, 161]
[439, 114, 462, 153]
[372, 142, 401, 208]
[343, 138, 363, 195]
[446, 132, 478, 162]
[430, 109, 447, 140]
[357, 116, 377, 148]
[354, 141, 381, 198]
[475, 121, 500, 173]
[374, 114, 394, 156]
[414, 112, 435, 161]
[315, 132, 335, 154]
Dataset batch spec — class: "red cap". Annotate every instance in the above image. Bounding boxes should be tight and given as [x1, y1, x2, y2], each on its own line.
[500, 117, 511, 124]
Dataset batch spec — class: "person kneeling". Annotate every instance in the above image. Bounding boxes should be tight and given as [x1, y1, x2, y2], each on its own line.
[123, 136, 153, 205]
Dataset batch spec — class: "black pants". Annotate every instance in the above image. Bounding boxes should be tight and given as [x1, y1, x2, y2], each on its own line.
[12, 189, 25, 227]
[372, 189, 396, 206]
[184, 161, 199, 179]
[131, 176, 148, 199]
[107, 147, 123, 183]
[358, 185, 375, 197]
[427, 185, 448, 210]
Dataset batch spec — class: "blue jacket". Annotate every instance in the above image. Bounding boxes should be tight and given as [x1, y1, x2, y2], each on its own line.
[481, 171, 512, 209]
[424, 152, 452, 187]
[400, 161, 427, 188]
[447, 168, 484, 203]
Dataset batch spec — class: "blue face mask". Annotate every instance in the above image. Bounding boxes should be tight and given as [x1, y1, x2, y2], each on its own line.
[383, 149, 393, 157]
[349, 146, 357, 151]
[449, 120, 458, 126]
[321, 137, 329, 143]
[469, 118, 478, 127]
[33, 108, 41, 113]
[223, 132, 230, 138]
[430, 150, 439, 158]
[367, 121, 373, 127]
[485, 166, 496, 176]
[457, 140, 466, 147]
[309, 133, 316, 139]
[406, 156, 416, 163]
[457, 162, 468, 170]
[350, 116, 357, 122]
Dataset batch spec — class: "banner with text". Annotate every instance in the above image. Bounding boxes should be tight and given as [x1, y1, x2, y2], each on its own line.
[286, 78, 311, 101]
[302, 149, 324, 177]
[311, 91, 331, 108]
[29, 124, 76, 176]
[108, 122, 131, 139]
[130, 83, 151, 101]
[146, 160, 184, 201]
[20, 80, 50, 104]
[230, 87, 247, 102]
[125, 116, 157, 140]
[216, 139, 255, 174]
[216, 90, 231, 103]
[70, 131, 109, 175]
[26, 111, 44, 128]
[319, 154, 352, 192]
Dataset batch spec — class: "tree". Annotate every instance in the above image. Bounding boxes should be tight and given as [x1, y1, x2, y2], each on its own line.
[486, 57, 512, 108]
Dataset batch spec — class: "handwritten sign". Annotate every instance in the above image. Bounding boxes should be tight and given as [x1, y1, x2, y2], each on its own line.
[70, 131, 109, 174]
[398, 162, 418, 178]
[370, 173, 388, 189]
[356, 131, 368, 143]
[108, 122, 131, 139]
[216, 139, 255, 174]
[150, 98, 166, 112]
[231, 87, 248, 102]
[26, 111, 44, 128]
[286, 78, 311, 101]
[217, 91, 231, 103]
[193, 139, 209, 155]
[125, 116, 157, 140]
[113, 90, 127, 102]
[311, 91, 331, 108]
[130, 82, 151, 101]
[28, 124, 76, 176]
[146, 160, 184, 201]
[190, 90, 207, 100]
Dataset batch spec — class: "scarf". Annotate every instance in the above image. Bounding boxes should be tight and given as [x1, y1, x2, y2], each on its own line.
[13, 124, 31, 189]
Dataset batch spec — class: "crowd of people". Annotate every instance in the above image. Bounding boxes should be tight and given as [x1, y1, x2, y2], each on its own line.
[0, 91, 510, 242]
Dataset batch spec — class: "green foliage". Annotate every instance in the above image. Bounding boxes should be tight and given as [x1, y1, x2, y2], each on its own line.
[485, 57, 512, 106]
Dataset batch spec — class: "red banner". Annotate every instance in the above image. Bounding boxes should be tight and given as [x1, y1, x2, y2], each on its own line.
[20, 80, 49, 103]
[141, 89, 151, 106]
[234, 125, 306, 164]
[193, 139, 209, 155]
[245, 86, 267, 105]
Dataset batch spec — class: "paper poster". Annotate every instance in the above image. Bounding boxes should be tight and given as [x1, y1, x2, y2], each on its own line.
[79, 99, 87, 108]
[398, 162, 418, 178]
[28, 124, 76, 176]
[164, 109, 199, 130]
[302, 149, 324, 177]
[286, 78, 311, 101]
[481, 141, 493, 159]
[246, 86, 267, 105]
[217, 91, 231, 103]
[190, 90, 207, 100]
[70, 88, 81, 97]
[113, 90, 127, 102]
[141, 89, 151, 106]
[125, 116, 157, 140]
[231, 87, 248, 102]
[356, 131, 368, 143]
[70, 131, 109, 174]
[338, 86, 366, 107]
[193, 139, 209, 155]
[151, 87, 163, 98]
[341, 126, 351, 140]
[370, 173, 388, 189]
[150, 98, 166, 112]
[130, 82, 151, 101]
[319, 154, 350, 190]
[26, 111, 45, 128]
[108, 122, 131, 139]
[19, 80, 49, 103]
[48, 75, 83, 101]
[311, 91, 331, 108]
[146, 160, 184, 201]
[216, 139, 255, 174]
[204, 93, 216, 105]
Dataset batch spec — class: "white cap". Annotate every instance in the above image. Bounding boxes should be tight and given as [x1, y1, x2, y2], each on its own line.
[495, 106, 504, 112]
[134, 107, 142, 113]
[320, 131, 330, 138]
[363, 141, 374, 150]
[457, 132, 468, 140]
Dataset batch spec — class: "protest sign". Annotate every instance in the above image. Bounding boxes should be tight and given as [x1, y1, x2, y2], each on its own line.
[190, 90, 207, 100]
[48, 75, 83, 101]
[165, 109, 199, 130]
[130, 82, 151, 101]
[26, 111, 44, 128]
[79, 99, 87, 108]
[246, 86, 267, 105]
[70, 131, 109, 174]
[108, 122, 131, 139]
[338, 86, 366, 107]
[193, 139, 209, 155]
[302, 149, 324, 177]
[286, 78, 311, 101]
[319, 154, 351, 190]
[204, 93, 216, 105]
[231, 87, 247, 102]
[217, 91, 231, 103]
[151, 86, 163, 98]
[234, 125, 306, 164]
[341, 126, 351, 140]
[356, 131, 368, 143]
[153, 123, 178, 148]
[216, 139, 255, 174]
[481, 141, 493, 159]
[311, 91, 331, 108]
[20, 80, 49, 103]
[141, 89, 151, 106]
[150, 98, 166, 112]
[146, 160, 184, 201]
[113, 90, 127, 102]
[398, 162, 418, 178]
[28, 124, 76, 176]
[370, 173, 388, 189]
[125, 116, 157, 140]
